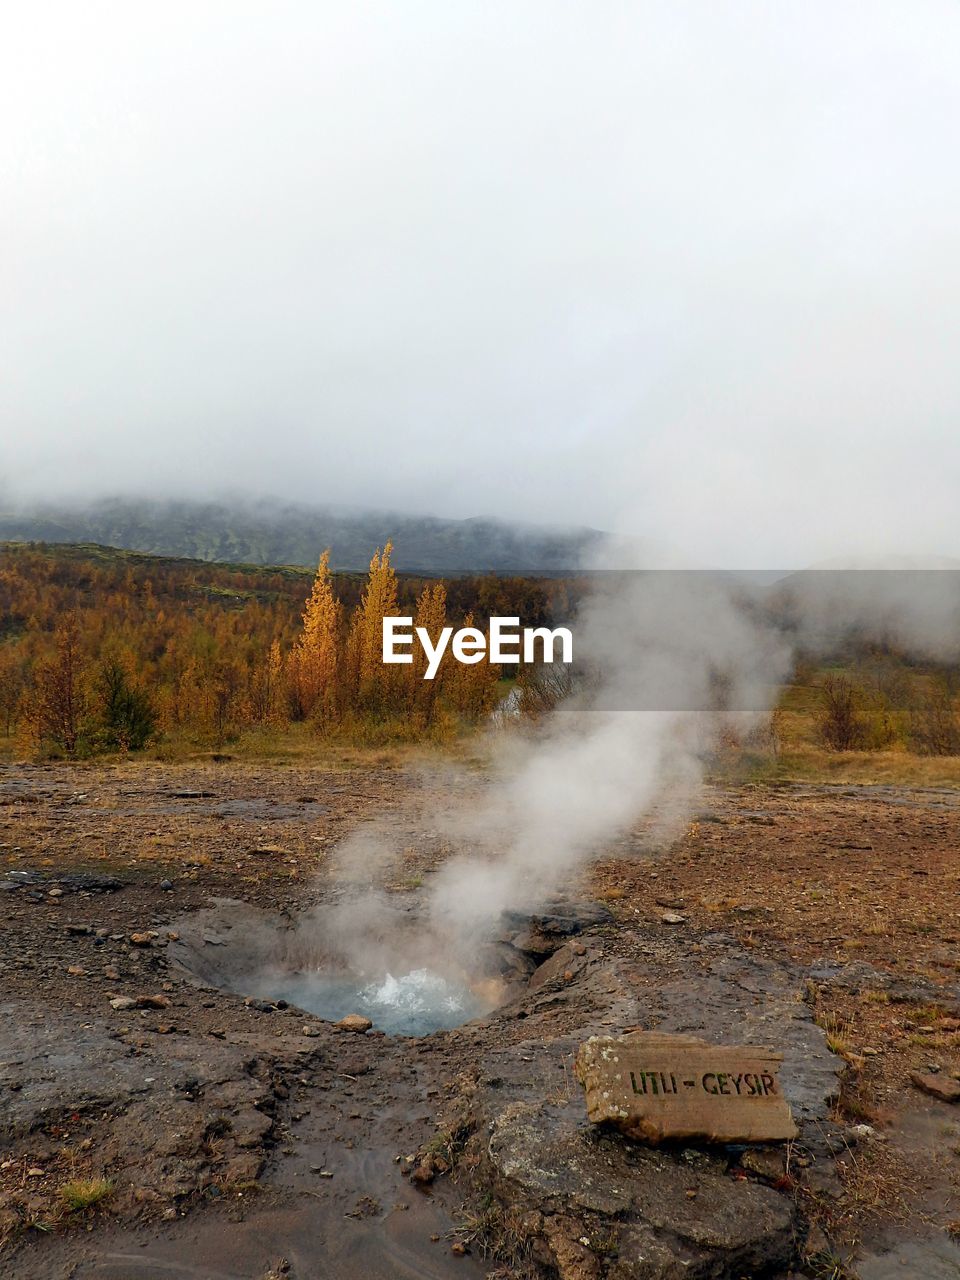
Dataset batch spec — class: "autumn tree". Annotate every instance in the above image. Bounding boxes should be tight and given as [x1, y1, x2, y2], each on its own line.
[289, 551, 342, 721]
[348, 542, 399, 711]
[0, 647, 24, 738]
[32, 614, 87, 755]
[448, 613, 500, 723]
[410, 581, 448, 727]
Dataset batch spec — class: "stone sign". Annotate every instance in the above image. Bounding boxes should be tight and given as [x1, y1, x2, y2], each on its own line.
[575, 1031, 797, 1145]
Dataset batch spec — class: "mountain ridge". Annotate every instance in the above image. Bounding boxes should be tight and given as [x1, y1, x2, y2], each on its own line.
[0, 497, 602, 573]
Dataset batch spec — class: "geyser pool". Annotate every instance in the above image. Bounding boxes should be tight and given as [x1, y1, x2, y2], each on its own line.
[250, 965, 488, 1036]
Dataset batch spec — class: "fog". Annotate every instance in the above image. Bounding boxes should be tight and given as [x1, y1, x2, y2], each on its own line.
[2, 2, 959, 566]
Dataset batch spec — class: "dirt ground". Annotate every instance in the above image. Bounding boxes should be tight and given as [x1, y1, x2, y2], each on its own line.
[0, 757, 958, 1279]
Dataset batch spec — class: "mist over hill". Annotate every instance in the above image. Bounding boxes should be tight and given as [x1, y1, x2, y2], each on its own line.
[0, 497, 602, 573]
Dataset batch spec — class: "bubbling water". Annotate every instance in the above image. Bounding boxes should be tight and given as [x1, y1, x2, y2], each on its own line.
[254, 965, 489, 1036]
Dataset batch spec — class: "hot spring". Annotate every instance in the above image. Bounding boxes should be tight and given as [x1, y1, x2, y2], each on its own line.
[168, 897, 606, 1036]
[166, 898, 519, 1037]
[244, 964, 491, 1036]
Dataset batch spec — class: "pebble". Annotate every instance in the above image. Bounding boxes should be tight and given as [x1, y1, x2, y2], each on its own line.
[337, 1014, 373, 1033]
[110, 996, 137, 1011]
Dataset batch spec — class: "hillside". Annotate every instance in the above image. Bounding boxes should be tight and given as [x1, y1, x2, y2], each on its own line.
[0, 497, 601, 572]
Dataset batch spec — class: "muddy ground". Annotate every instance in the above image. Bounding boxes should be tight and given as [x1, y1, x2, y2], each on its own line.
[0, 759, 958, 1279]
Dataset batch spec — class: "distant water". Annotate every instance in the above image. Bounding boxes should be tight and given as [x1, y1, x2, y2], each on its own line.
[253, 966, 484, 1036]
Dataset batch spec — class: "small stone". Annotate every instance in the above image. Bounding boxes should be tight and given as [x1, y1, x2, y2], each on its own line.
[302, 1025, 321, 1037]
[47, 888, 63, 898]
[337, 1014, 373, 1034]
[135, 994, 170, 1009]
[159, 880, 174, 891]
[103, 966, 120, 980]
[411, 1158, 436, 1187]
[66, 965, 86, 977]
[110, 996, 137, 1011]
[660, 912, 686, 925]
[129, 933, 152, 947]
[27, 1167, 44, 1177]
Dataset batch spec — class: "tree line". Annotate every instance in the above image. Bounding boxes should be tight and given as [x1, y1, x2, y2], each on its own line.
[0, 543, 574, 755]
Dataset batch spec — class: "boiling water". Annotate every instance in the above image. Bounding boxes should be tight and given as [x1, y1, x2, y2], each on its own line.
[254, 966, 486, 1036]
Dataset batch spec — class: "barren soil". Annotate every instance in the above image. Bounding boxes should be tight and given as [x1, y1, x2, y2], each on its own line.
[0, 759, 958, 1279]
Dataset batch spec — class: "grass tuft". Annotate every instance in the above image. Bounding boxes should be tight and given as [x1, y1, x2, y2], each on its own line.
[58, 1177, 114, 1213]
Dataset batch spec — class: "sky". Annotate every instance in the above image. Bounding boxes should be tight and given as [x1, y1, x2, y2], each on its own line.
[1, 1, 959, 565]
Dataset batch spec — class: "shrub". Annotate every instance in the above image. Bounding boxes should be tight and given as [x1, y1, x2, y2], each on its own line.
[98, 659, 157, 750]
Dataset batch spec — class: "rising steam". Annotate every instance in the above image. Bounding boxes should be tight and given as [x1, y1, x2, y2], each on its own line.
[312, 560, 960, 976]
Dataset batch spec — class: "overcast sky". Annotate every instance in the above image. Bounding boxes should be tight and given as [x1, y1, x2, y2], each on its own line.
[2, 2, 958, 565]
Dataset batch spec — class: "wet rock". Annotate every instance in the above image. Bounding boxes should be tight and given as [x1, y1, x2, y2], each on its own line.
[910, 1071, 960, 1103]
[488, 1098, 634, 1214]
[477, 940, 538, 983]
[499, 902, 614, 957]
[487, 1090, 798, 1279]
[57, 873, 125, 894]
[337, 1014, 373, 1033]
[410, 1156, 436, 1187]
[529, 944, 588, 993]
